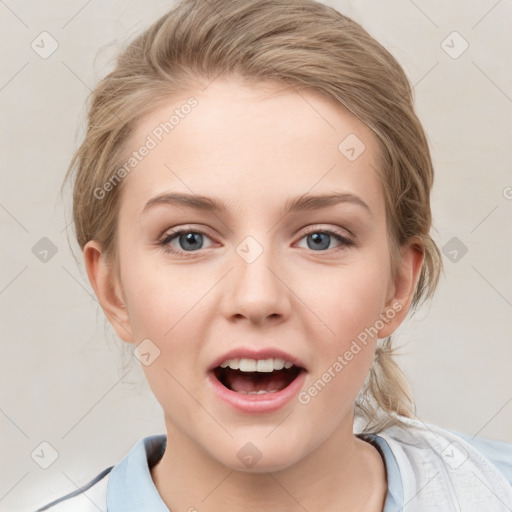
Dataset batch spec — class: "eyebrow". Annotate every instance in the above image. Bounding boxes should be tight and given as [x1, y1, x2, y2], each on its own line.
[142, 191, 372, 217]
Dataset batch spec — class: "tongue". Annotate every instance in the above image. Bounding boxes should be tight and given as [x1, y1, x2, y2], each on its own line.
[224, 369, 293, 393]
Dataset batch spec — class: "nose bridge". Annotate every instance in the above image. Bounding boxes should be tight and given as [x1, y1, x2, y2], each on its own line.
[223, 233, 290, 323]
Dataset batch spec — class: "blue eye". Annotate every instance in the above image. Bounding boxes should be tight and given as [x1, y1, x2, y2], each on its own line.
[158, 227, 355, 258]
[298, 229, 355, 251]
[159, 229, 213, 256]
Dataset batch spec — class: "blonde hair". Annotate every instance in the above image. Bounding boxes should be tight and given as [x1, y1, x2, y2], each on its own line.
[64, 0, 443, 433]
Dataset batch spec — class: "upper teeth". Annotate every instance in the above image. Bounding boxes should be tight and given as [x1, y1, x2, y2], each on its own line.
[219, 358, 294, 372]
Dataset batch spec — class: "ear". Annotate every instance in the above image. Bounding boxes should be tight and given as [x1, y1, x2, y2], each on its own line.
[377, 236, 425, 339]
[83, 240, 135, 344]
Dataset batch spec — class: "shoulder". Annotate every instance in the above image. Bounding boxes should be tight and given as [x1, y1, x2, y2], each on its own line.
[33, 466, 112, 511]
[445, 428, 512, 486]
[383, 416, 512, 484]
[32, 434, 167, 512]
[367, 414, 512, 511]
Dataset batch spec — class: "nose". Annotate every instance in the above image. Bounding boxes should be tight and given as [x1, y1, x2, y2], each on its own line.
[220, 242, 292, 325]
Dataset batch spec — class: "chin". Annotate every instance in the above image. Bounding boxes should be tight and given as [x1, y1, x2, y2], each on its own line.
[224, 455, 301, 474]
[208, 438, 308, 474]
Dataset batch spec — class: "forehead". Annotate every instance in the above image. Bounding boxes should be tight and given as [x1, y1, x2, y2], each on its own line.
[118, 76, 385, 219]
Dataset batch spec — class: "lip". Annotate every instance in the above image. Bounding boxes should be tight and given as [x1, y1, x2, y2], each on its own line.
[207, 369, 307, 414]
[207, 347, 307, 372]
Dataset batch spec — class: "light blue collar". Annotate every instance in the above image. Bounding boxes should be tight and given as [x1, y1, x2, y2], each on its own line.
[106, 433, 401, 511]
[357, 432, 404, 512]
[107, 434, 168, 511]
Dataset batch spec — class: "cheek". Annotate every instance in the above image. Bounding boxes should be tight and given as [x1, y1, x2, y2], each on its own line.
[298, 272, 383, 421]
[121, 256, 208, 339]
[120, 257, 212, 399]
[296, 252, 390, 392]
[303, 259, 390, 342]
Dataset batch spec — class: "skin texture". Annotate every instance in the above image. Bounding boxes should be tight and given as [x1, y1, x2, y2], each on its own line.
[84, 75, 424, 512]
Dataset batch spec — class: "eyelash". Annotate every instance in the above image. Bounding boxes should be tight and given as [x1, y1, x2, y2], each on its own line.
[158, 226, 356, 258]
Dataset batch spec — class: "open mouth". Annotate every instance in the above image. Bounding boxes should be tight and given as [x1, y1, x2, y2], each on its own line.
[212, 359, 304, 394]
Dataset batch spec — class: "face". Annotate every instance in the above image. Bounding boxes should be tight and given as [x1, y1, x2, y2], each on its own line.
[86, 75, 417, 473]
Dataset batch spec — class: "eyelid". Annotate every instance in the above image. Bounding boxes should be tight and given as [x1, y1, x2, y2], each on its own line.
[160, 224, 214, 240]
[299, 225, 355, 242]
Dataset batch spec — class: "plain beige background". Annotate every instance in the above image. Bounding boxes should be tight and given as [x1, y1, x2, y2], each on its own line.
[1, 1, 511, 510]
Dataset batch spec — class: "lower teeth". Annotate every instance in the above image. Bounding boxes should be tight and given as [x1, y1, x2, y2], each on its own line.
[237, 389, 279, 394]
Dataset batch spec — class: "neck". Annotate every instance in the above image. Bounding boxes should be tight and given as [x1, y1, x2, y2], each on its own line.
[151, 415, 387, 512]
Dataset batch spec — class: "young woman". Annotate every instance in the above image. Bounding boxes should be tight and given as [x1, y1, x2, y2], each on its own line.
[35, 0, 512, 510]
